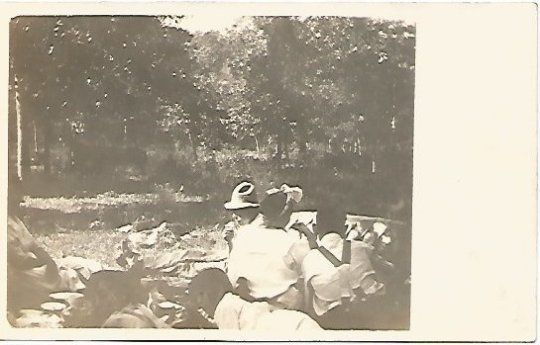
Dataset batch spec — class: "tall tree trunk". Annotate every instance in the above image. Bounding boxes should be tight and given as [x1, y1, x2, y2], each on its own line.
[33, 120, 38, 156]
[254, 135, 260, 155]
[15, 75, 22, 181]
[14, 76, 32, 181]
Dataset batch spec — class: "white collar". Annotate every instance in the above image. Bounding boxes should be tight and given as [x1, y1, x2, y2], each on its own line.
[249, 213, 266, 227]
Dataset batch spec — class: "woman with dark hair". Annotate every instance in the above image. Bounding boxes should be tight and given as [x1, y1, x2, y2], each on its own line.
[259, 189, 291, 228]
[187, 268, 321, 330]
[225, 183, 304, 311]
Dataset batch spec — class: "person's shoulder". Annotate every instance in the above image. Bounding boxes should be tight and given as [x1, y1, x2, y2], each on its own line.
[231, 224, 258, 242]
[219, 291, 244, 309]
[257, 225, 296, 241]
[303, 247, 320, 260]
[289, 237, 310, 252]
[260, 309, 322, 331]
[215, 293, 246, 322]
[320, 232, 343, 246]
[301, 248, 324, 271]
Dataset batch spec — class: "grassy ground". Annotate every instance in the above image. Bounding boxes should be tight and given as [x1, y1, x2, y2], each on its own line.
[25, 189, 227, 271]
[34, 224, 228, 270]
[35, 229, 126, 269]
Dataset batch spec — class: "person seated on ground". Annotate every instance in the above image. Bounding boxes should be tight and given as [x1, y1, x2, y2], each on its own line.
[345, 220, 397, 279]
[261, 186, 315, 306]
[7, 216, 63, 316]
[187, 268, 322, 331]
[222, 181, 261, 251]
[301, 207, 385, 329]
[226, 186, 305, 311]
[65, 263, 168, 328]
[347, 221, 390, 247]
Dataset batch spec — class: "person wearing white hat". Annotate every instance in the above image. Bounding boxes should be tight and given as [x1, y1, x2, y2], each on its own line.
[225, 183, 304, 311]
[224, 181, 260, 211]
[222, 181, 262, 251]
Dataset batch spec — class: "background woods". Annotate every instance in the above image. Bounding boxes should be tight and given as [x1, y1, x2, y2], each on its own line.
[9, 16, 415, 225]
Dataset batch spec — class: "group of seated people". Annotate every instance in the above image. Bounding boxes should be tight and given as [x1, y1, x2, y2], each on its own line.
[7, 214, 184, 328]
[7, 181, 393, 330]
[187, 181, 387, 330]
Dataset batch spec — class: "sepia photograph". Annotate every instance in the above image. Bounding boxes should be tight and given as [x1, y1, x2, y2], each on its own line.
[2, 2, 536, 342]
[7, 14, 414, 331]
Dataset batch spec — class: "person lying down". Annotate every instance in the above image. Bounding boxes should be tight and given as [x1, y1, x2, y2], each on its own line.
[188, 268, 322, 331]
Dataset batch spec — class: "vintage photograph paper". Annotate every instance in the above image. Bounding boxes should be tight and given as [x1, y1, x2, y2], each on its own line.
[1, 2, 536, 342]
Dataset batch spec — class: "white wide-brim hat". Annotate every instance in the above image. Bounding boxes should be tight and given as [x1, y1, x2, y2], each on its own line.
[224, 181, 260, 210]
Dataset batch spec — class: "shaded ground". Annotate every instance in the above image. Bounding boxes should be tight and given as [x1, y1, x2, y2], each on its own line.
[24, 191, 228, 271]
[34, 225, 227, 270]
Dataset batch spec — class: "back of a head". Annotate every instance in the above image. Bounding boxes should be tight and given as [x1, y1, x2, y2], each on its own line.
[188, 268, 232, 317]
[316, 207, 346, 239]
[76, 270, 146, 327]
[260, 191, 291, 228]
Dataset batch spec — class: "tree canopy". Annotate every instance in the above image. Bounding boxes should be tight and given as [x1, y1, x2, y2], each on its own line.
[9, 15, 415, 218]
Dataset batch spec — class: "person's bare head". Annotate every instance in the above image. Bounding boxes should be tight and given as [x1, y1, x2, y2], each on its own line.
[188, 268, 232, 319]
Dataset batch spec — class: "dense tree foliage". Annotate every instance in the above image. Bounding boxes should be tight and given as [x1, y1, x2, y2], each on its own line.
[9, 15, 415, 219]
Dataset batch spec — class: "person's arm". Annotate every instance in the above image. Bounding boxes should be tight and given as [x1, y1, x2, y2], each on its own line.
[291, 223, 318, 249]
[235, 277, 252, 302]
[283, 246, 297, 271]
[223, 221, 237, 252]
[31, 245, 60, 282]
[8, 246, 39, 270]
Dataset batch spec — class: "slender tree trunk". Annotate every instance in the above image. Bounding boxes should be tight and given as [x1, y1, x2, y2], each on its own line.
[33, 120, 38, 155]
[254, 135, 260, 154]
[15, 75, 22, 181]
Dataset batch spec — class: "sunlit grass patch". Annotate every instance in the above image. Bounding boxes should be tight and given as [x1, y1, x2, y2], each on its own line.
[35, 229, 127, 269]
[177, 224, 228, 253]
